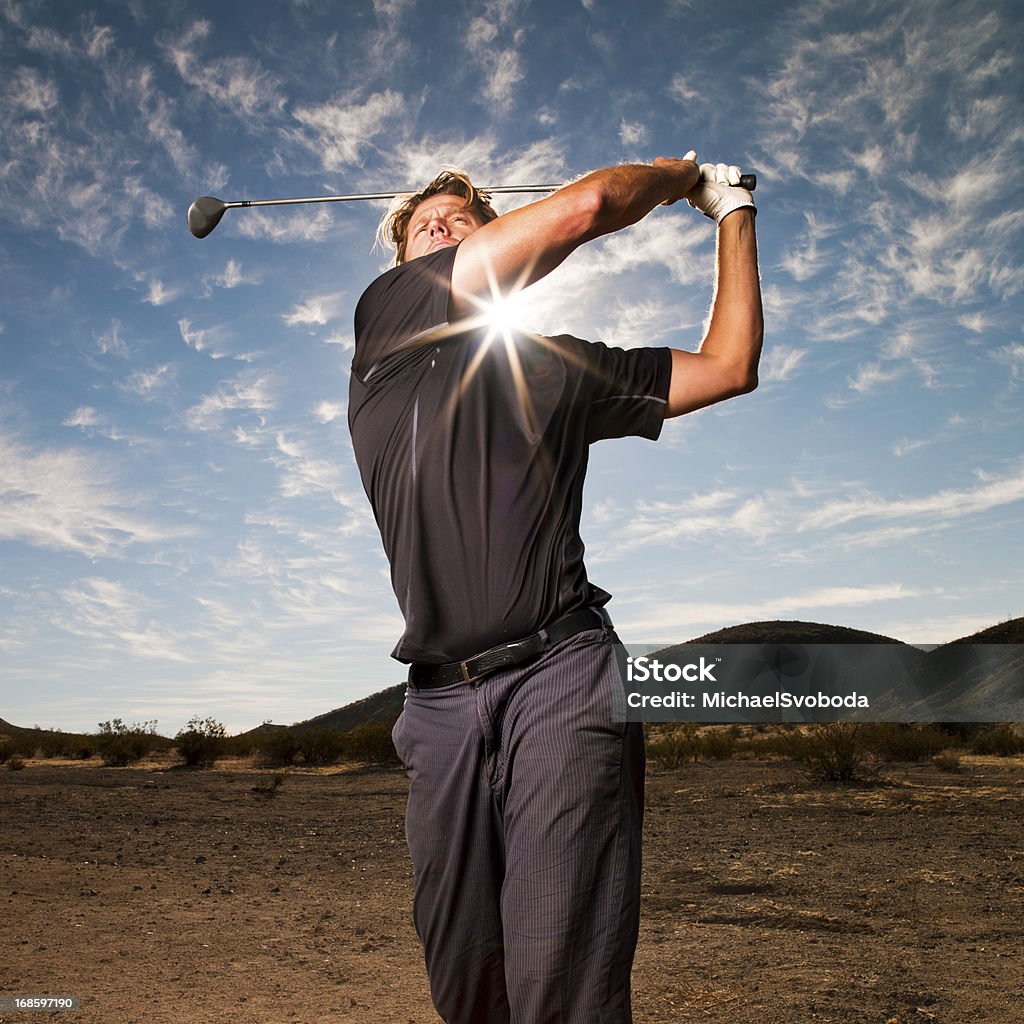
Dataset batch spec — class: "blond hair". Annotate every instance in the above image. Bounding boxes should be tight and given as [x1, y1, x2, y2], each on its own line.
[377, 169, 499, 265]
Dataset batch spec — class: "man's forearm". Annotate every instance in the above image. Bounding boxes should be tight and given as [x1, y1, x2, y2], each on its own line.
[663, 208, 762, 417]
[452, 156, 700, 311]
[566, 158, 701, 242]
[700, 209, 763, 390]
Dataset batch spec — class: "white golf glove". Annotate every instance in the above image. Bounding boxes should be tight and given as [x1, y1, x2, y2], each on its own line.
[686, 161, 756, 224]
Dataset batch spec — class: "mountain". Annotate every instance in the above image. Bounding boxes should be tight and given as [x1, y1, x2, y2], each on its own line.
[4, 618, 1022, 734]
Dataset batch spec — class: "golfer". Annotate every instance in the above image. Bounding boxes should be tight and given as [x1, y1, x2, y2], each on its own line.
[348, 153, 762, 1024]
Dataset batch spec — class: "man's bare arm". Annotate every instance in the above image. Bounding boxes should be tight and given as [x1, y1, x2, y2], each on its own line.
[665, 208, 763, 417]
[449, 158, 700, 319]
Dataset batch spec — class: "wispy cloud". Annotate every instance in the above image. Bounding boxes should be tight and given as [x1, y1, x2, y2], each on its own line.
[160, 21, 284, 120]
[750, 0, 1024, 399]
[761, 344, 807, 383]
[142, 279, 177, 305]
[801, 467, 1024, 530]
[185, 373, 275, 431]
[96, 320, 130, 357]
[465, 1, 526, 111]
[204, 259, 257, 292]
[282, 293, 345, 327]
[291, 91, 404, 170]
[618, 120, 649, 148]
[619, 583, 924, 637]
[0, 429, 183, 557]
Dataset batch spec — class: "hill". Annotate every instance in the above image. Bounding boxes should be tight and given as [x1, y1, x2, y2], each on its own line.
[4, 617, 1022, 734]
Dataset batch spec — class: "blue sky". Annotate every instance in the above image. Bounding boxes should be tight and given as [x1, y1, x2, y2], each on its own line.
[2, 0, 1022, 735]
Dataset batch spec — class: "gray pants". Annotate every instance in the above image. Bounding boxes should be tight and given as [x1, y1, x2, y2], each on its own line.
[393, 626, 645, 1024]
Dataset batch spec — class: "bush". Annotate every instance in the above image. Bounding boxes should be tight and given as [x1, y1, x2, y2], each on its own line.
[257, 727, 303, 767]
[175, 717, 228, 768]
[776, 723, 867, 782]
[932, 750, 962, 772]
[95, 719, 160, 767]
[646, 724, 700, 769]
[699, 728, 739, 761]
[6, 754, 26, 771]
[296, 727, 346, 766]
[970, 725, 1024, 757]
[864, 724, 951, 762]
[343, 722, 401, 765]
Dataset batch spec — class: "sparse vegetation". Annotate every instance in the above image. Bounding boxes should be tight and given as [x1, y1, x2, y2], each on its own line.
[774, 723, 867, 783]
[252, 772, 286, 796]
[256, 727, 305, 767]
[95, 719, 160, 767]
[863, 723, 952, 762]
[970, 725, 1024, 757]
[644, 724, 741, 767]
[175, 716, 228, 768]
[646, 724, 700, 768]
[932, 750, 962, 772]
[6, 754, 26, 771]
[254, 722, 401, 768]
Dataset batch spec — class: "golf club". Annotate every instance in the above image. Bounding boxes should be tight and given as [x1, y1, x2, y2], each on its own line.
[187, 175, 757, 238]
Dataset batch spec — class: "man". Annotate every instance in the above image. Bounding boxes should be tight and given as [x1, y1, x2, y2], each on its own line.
[348, 153, 762, 1024]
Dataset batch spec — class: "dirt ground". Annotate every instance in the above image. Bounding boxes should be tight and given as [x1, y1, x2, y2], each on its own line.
[2, 753, 1022, 1024]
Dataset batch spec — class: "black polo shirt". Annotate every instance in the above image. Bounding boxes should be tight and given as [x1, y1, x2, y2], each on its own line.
[349, 245, 671, 664]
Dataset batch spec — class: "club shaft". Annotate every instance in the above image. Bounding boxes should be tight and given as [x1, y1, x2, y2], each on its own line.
[225, 185, 564, 210]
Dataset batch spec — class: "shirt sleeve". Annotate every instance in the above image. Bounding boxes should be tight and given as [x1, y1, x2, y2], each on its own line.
[562, 337, 672, 443]
[352, 247, 459, 382]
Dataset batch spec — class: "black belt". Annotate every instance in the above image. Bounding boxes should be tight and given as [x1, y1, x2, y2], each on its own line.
[408, 607, 613, 689]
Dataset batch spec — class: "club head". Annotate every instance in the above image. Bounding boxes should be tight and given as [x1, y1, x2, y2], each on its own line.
[187, 196, 228, 238]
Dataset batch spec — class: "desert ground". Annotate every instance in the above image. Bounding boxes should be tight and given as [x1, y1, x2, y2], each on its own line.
[2, 752, 1022, 1024]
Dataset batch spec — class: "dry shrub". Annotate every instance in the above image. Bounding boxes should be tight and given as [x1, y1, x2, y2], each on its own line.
[96, 719, 160, 767]
[864, 723, 951, 762]
[646, 724, 700, 769]
[932, 751, 962, 772]
[776, 723, 866, 783]
[970, 725, 1024, 757]
[175, 717, 228, 768]
[699, 728, 739, 760]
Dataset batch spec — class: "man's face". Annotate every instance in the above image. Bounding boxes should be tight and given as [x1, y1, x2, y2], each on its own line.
[404, 194, 484, 262]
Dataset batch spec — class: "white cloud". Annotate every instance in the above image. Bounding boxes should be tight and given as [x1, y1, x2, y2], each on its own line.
[991, 343, 1024, 382]
[185, 374, 275, 431]
[464, 2, 526, 111]
[291, 91, 404, 170]
[207, 259, 256, 290]
[619, 120, 648, 147]
[620, 583, 923, 637]
[234, 207, 335, 243]
[957, 312, 992, 334]
[848, 361, 902, 394]
[667, 73, 700, 104]
[143, 279, 177, 305]
[282, 293, 345, 327]
[801, 467, 1024, 530]
[8, 66, 59, 112]
[0, 429, 182, 557]
[761, 345, 806, 383]
[121, 364, 173, 397]
[314, 401, 346, 423]
[179, 318, 207, 353]
[95, 320, 130, 357]
[161, 21, 284, 119]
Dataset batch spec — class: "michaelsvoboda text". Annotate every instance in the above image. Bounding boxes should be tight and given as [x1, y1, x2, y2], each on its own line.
[624, 656, 870, 710]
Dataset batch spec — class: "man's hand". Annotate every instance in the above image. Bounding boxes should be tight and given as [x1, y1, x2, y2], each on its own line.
[654, 150, 701, 205]
[686, 161, 756, 224]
